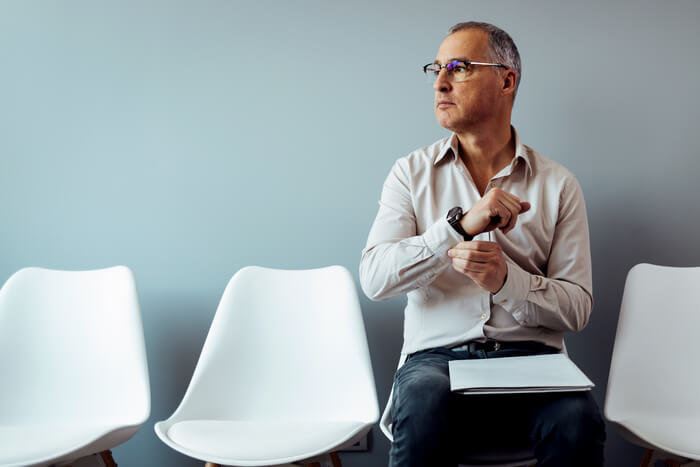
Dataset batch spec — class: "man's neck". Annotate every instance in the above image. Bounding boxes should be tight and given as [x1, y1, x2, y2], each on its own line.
[456, 123, 515, 195]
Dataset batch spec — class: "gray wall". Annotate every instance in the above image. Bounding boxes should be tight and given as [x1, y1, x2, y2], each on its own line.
[2, 1, 699, 466]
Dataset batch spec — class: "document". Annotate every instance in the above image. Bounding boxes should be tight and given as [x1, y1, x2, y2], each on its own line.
[448, 353, 594, 394]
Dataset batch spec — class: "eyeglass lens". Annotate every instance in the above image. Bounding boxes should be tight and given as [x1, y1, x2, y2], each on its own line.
[424, 61, 470, 84]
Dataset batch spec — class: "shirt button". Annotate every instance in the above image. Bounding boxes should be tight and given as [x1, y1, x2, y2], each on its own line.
[481, 313, 487, 320]
[489, 181, 496, 188]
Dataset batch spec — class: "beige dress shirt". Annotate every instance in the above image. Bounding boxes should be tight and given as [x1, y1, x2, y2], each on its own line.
[359, 128, 593, 356]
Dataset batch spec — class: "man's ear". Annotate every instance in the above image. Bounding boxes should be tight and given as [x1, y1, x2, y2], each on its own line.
[502, 70, 517, 96]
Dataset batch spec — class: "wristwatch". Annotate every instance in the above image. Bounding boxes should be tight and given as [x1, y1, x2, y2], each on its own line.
[446, 206, 473, 241]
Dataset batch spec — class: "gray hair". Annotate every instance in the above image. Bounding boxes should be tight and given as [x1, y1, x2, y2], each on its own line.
[448, 22, 521, 99]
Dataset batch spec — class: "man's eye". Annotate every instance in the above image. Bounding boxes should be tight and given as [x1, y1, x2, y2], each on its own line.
[453, 65, 468, 73]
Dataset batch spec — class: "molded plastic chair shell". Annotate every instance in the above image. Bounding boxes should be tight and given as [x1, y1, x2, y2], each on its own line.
[0, 266, 151, 467]
[605, 263, 700, 460]
[154, 265, 379, 466]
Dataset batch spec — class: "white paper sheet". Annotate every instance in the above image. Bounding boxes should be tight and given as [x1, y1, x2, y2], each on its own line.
[448, 353, 594, 394]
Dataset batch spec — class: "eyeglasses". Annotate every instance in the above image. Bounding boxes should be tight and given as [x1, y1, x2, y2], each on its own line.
[423, 59, 508, 84]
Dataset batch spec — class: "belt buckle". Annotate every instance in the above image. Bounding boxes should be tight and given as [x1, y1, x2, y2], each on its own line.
[487, 340, 501, 351]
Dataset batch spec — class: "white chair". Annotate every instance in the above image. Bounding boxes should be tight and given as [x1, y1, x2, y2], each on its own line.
[379, 355, 536, 467]
[155, 265, 379, 467]
[0, 266, 150, 467]
[605, 263, 700, 467]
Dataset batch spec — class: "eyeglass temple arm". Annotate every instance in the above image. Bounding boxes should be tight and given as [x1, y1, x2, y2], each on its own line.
[468, 61, 508, 68]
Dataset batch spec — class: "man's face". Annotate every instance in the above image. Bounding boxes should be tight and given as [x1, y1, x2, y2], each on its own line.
[432, 28, 506, 133]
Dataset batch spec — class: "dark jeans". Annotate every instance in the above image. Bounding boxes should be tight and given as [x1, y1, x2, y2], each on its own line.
[389, 344, 606, 467]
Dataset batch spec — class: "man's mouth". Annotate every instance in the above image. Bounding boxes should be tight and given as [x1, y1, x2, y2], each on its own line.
[436, 100, 455, 108]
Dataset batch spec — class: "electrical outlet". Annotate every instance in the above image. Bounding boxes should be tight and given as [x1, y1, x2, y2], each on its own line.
[340, 431, 369, 452]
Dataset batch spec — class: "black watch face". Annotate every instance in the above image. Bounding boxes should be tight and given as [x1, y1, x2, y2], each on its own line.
[447, 206, 462, 222]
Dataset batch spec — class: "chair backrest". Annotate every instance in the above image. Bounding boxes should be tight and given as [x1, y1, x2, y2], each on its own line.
[605, 263, 700, 423]
[169, 265, 379, 424]
[0, 266, 150, 426]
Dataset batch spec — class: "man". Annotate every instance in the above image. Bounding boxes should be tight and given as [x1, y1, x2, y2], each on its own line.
[359, 22, 605, 467]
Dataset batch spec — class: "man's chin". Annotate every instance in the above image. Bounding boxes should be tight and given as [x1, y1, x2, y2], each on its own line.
[435, 115, 459, 132]
[436, 113, 480, 133]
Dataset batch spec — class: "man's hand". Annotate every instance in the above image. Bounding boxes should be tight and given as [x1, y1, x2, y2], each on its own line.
[448, 241, 507, 293]
[460, 188, 530, 236]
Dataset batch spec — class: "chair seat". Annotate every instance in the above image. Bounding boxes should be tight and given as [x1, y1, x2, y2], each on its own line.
[163, 419, 367, 465]
[458, 445, 535, 466]
[0, 424, 112, 466]
[612, 415, 700, 459]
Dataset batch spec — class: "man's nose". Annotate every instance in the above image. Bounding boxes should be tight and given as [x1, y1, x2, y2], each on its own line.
[433, 69, 451, 92]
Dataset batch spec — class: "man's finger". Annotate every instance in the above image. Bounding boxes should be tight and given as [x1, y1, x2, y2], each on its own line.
[452, 258, 489, 274]
[498, 200, 529, 233]
[497, 201, 513, 228]
[451, 240, 500, 250]
[449, 241, 501, 253]
[448, 248, 493, 263]
[488, 190, 528, 218]
[487, 187, 522, 208]
[499, 193, 523, 214]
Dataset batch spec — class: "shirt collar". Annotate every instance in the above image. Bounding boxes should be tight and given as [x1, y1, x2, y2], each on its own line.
[433, 134, 460, 166]
[511, 127, 533, 176]
[433, 127, 533, 176]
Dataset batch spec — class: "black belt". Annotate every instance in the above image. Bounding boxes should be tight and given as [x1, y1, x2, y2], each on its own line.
[451, 340, 556, 353]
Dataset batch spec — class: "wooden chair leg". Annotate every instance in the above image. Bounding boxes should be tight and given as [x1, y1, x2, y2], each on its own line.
[330, 451, 342, 467]
[204, 463, 221, 467]
[639, 449, 654, 467]
[99, 450, 118, 467]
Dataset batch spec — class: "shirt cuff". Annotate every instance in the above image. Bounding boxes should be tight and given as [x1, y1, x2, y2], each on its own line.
[423, 217, 464, 263]
[492, 260, 530, 319]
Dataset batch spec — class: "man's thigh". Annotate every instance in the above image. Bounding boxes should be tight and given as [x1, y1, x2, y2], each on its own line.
[451, 392, 531, 450]
[392, 349, 454, 415]
[452, 390, 603, 449]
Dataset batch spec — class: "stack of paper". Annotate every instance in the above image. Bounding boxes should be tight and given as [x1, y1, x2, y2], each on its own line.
[448, 353, 594, 394]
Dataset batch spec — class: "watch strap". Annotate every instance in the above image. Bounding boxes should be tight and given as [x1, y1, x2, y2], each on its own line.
[447, 207, 474, 241]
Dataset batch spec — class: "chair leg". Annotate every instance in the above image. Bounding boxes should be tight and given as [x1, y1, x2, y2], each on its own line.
[204, 464, 220, 467]
[305, 463, 321, 467]
[99, 451, 117, 467]
[330, 451, 342, 467]
[640, 449, 654, 467]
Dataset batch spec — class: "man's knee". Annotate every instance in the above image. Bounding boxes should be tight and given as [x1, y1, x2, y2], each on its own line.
[532, 392, 606, 464]
[393, 357, 452, 417]
[550, 394, 604, 441]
